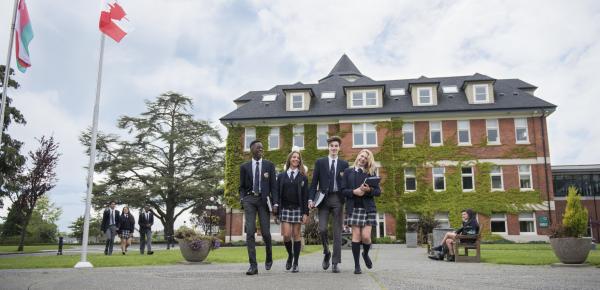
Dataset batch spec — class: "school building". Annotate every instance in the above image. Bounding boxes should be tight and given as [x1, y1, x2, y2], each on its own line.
[220, 55, 557, 242]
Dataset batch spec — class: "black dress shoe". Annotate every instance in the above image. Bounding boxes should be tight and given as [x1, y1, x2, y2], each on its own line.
[362, 252, 372, 269]
[332, 263, 340, 273]
[447, 255, 455, 262]
[148, 251, 154, 255]
[246, 266, 258, 275]
[292, 264, 299, 273]
[286, 258, 292, 270]
[322, 251, 331, 270]
[265, 261, 273, 270]
[354, 266, 362, 274]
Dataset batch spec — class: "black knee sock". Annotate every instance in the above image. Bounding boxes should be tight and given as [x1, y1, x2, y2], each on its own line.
[293, 241, 301, 265]
[352, 242, 361, 267]
[284, 241, 293, 260]
[362, 243, 371, 256]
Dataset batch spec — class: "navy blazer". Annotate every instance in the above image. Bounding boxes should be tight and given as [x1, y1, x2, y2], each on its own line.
[309, 157, 349, 203]
[455, 218, 480, 235]
[101, 209, 120, 232]
[118, 213, 136, 232]
[138, 211, 154, 230]
[239, 159, 278, 204]
[275, 171, 309, 215]
[341, 167, 381, 213]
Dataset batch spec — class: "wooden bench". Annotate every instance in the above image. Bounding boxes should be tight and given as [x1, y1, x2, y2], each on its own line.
[453, 234, 481, 263]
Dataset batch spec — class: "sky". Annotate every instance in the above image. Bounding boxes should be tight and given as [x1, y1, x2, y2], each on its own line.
[1, 0, 599, 232]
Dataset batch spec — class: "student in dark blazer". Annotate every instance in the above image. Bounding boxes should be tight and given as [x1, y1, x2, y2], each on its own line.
[431, 209, 480, 261]
[118, 207, 135, 255]
[341, 149, 381, 274]
[138, 204, 154, 255]
[239, 140, 278, 275]
[100, 201, 120, 255]
[308, 136, 349, 273]
[275, 150, 309, 273]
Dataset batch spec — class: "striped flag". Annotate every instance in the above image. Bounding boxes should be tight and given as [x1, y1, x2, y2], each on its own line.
[15, 0, 33, 73]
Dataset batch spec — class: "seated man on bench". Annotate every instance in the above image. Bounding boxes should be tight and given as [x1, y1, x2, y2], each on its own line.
[428, 208, 479, 261]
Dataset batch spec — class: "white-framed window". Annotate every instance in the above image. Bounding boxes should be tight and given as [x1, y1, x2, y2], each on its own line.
[321, 91, 335, 99]
[433, 167, 445, 191]
[457, 120, 471, 145]
[429, 121, 443, 146]
[490, 213, 507, 234]
[486, 119, 500, 145]
[402, 122, 415, 147]
[461, 167, 474, 191]
[518, 165, 533, 190]
[291, 93, 304, 111]
[293, 125, 304, 149]
[244, 127, 256, 152]
[435, 212, 450, 228]
[316, 124, 329, 149]
[390, 88, 406, 96]
[473, 84, 490, 103]
[404, 168, 417, 192]
[519, 212, 536, 234]
[351, 90, 378, 108]
[417, 87, 433, 105]
[514, 118, 529, 144]
[261, 94, 277, 101]
[490, 166, 504, 191]
[268, 127, 280, 150]
[352, 123, 377, 147]
[442, 85, 458, 93]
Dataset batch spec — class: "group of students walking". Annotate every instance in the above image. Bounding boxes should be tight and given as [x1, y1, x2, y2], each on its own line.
[100, 202, 155, 256]
[240, 136, 380, 275]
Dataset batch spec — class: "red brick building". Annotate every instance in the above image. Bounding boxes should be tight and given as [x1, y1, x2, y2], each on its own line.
[221, 55, 557, 242]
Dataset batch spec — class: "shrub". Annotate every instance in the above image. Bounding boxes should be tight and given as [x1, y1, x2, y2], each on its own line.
[373, 236, 395, 244]
[174, 226, 221, 250]
[481, 232, 514, 244]
[562, 186, 589, 238]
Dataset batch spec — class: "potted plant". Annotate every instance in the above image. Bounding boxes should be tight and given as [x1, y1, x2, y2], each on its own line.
[175, 226, 221, 262]
[550, 186, 592, 264]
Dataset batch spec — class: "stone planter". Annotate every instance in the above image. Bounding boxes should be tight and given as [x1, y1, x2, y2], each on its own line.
[178, 239, 211, 262]
[406, 232, 418, 248]
[550, 237, 593, 264]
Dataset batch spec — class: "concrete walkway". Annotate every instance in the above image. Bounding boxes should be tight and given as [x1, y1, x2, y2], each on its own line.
[0, 245, 598, 290]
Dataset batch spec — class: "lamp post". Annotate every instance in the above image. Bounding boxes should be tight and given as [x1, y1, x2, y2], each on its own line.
[206, 205, 218, 236]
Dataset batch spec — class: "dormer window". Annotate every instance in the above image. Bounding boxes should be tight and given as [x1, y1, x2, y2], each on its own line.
[418, 87, 433, 105]
[442, 86, 458, 93]
[291, 93, 304, 110]
[390, 88, 406, 96]
[262, 94, 277, 101]
[473, 84, 490, 103]
[321, 91, 335, 99]
[351, 89, 378, 108]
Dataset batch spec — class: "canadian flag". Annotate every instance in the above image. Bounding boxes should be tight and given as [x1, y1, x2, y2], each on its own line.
[99, 1, 129, 42]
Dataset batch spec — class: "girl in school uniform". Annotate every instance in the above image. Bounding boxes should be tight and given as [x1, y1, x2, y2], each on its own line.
[275, 150, 309, 272]
[341, 149, 381, 274]
[118, 207, 135, 255]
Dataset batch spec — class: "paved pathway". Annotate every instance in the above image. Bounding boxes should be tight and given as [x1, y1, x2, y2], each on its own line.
[0, 245, 598, 290]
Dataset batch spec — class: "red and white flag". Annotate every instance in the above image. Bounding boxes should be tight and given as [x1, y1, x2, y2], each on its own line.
[99, 1, 129, 42]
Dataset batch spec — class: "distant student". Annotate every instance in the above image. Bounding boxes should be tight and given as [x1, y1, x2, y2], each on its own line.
[118, 207, 135, 255]
[138, 204, 154, 255]
[275, 150, 309, 273]
[341, 149, 381, 274]
[430, 209, 480, 261]
[100, 201, 120, 255]
[308, 136, 349, 273]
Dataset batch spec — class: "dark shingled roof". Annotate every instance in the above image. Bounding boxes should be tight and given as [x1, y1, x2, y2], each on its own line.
[221, 55, 556, 122]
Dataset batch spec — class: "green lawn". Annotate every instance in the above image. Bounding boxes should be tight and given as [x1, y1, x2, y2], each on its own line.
[481, 244, 600, 266]
[0, 245, 321, 270]
[0, 245, 73, 254]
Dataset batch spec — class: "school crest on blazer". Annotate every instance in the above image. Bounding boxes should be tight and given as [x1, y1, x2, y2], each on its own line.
[263, 172, 269, 178]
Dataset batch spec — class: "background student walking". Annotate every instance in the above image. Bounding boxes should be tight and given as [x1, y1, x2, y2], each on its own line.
[139, 204, 154, 255]
[100, 201, 120, 255]
[118, 207, 135, 255]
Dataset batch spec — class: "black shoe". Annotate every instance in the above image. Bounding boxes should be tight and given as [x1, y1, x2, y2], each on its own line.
[246, 266, 258, 275]
[148, 251, 154, 255]
[322, 251, 331, 270]
[362, 252, 372, 269]
[122, 251, 125, 255]
[286, 257, 292, 270]
[447, 255, 455, 262]
[332, 263, 340, 273]
[354, 266, 362, 274]
[265, 261, 273, 270]
[104, 250, 108, 255]
[292, 264, 299, 273]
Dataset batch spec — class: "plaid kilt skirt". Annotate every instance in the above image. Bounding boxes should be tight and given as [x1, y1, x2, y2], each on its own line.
[280, 207, 302, 224]
[119, 229, 131, 239]
[345, 207, 377, 227]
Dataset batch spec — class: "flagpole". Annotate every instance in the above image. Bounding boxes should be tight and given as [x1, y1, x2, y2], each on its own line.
[0, 0, 20, 148]
[74, 33, 106, 269]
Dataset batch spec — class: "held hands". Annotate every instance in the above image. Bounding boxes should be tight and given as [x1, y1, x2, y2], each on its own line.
[308, 201, 315, 209]
[272, 205, 279, 216]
